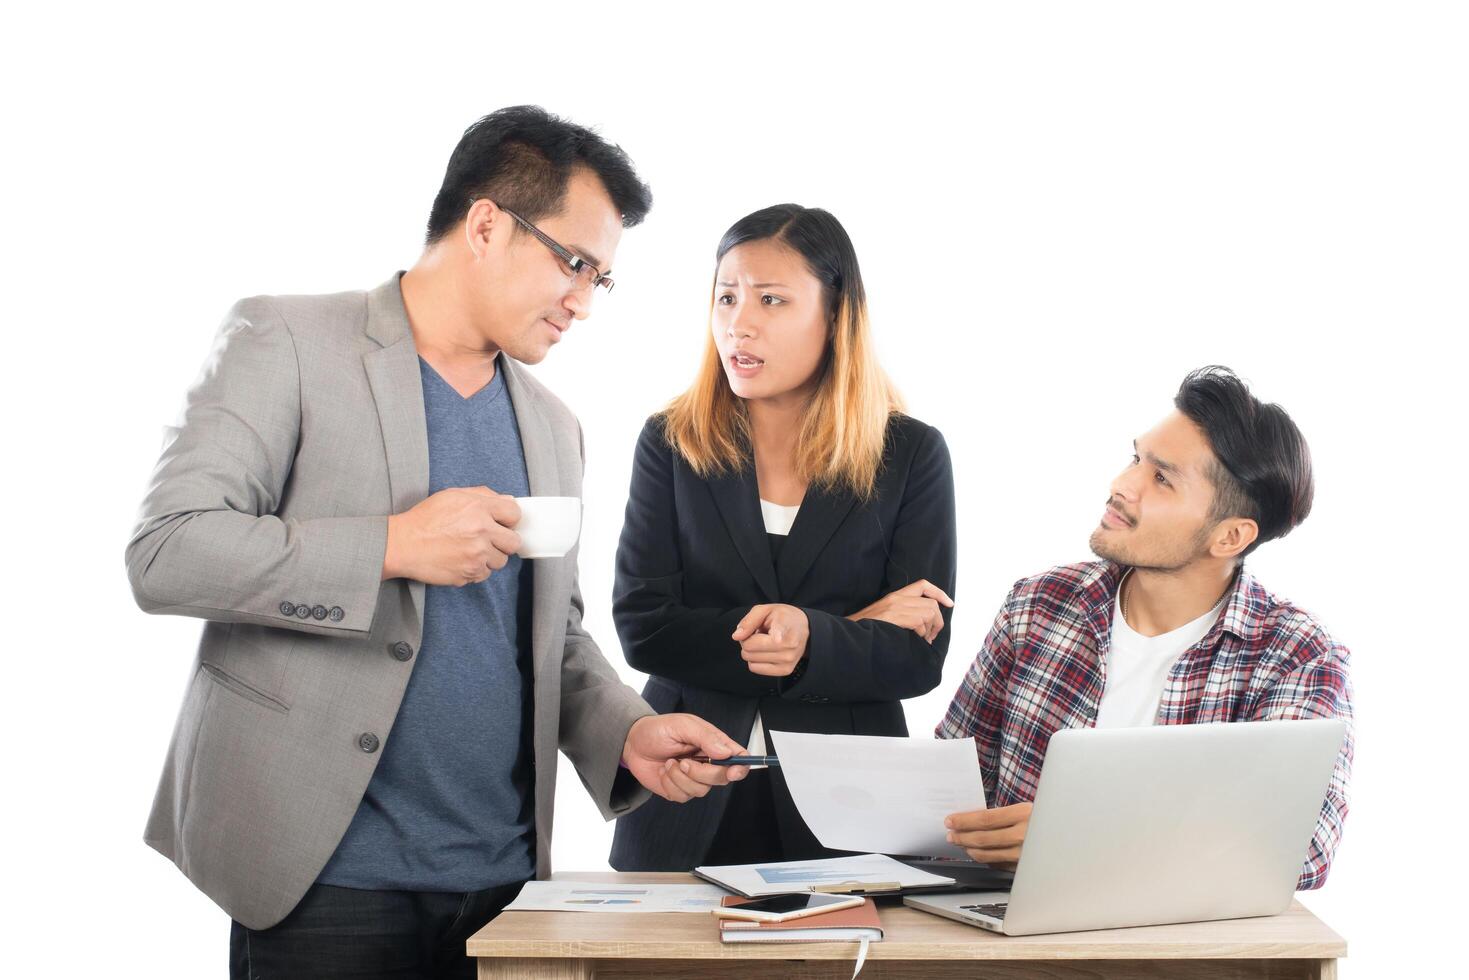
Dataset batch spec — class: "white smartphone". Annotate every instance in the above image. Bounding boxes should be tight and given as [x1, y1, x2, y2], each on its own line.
[710, 892, 865, 923]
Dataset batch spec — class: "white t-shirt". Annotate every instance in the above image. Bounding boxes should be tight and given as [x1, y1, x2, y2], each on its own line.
[747, 500, 801, 754]
[1094, 577, 1227, 729]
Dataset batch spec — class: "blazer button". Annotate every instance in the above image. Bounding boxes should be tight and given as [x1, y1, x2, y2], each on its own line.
[328, 606, 345, 622]
[279, 601, 296, 616]
[390, 641, 415, 662]
[294, 604, 311, 619]
[358, 732, 380, 753]
[311, 605, 329, 621]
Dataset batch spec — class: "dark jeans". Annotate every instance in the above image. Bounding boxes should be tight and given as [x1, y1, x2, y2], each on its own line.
[230, 880, 525, 979]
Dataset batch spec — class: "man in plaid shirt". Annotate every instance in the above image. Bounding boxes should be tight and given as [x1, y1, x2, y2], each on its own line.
[937, 367, 1352, 890]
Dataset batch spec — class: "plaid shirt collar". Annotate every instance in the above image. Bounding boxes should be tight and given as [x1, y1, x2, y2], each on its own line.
[1073, 560, 1269, 648]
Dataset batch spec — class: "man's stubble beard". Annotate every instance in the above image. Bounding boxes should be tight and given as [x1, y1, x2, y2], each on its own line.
[1088, 523, 1212, 574]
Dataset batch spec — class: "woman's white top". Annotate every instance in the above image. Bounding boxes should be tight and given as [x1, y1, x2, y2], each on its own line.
[758, 499, 800, 536]
[746, 500, 801, 756]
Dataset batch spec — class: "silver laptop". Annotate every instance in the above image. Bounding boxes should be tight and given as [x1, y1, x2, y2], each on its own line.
[905, 719, 1345, 936]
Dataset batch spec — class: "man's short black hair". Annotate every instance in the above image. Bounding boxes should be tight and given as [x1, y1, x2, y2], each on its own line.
[425, 106, 652, 244]
[1174, 366, 1314, 559]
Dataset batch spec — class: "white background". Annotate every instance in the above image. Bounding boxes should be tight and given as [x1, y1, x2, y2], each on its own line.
[3, 2, 1465, 975]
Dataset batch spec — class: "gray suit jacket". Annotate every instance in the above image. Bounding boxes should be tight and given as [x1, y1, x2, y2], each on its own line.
[126, 274, 653, 930]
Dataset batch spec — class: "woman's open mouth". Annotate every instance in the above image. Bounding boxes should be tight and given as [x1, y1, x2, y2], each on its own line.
[729, 352, 764, 377]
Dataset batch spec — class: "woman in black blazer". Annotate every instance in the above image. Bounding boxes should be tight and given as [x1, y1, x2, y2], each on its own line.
[609, 204, 957, 871]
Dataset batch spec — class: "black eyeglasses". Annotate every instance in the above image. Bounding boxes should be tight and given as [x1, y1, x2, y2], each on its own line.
[496, 203, 615, 293]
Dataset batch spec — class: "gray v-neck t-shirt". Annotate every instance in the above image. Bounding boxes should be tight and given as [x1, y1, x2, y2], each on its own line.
[318, 358, 536, 891]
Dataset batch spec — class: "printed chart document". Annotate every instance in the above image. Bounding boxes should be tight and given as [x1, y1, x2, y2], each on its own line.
[505, 881, 729, 913]
[694, 853, 955, 898]
[771, 731, 986, 858]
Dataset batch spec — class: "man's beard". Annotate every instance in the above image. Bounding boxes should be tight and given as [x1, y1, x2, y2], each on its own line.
[1089, 522, 1212, 573]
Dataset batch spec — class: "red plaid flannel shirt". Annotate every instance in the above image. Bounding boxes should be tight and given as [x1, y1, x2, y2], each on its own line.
[936, 561, 1353, 890]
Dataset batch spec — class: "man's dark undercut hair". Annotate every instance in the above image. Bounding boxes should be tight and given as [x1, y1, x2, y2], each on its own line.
[1174, 366, 1314, 559]
[424, 105, 652, 244]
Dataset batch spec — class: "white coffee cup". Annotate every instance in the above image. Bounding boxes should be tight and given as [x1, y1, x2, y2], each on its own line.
[513, 496, 582, 559]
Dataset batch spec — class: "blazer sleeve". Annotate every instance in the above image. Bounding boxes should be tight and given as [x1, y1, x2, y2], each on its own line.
[612, 420, 778, 698]
[124, 298, 387, 636]
[559, 421, 656, 820]
[781, 424, 958, 704]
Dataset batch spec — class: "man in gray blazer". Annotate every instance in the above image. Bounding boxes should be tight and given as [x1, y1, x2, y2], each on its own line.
[126, 106, 749, 979]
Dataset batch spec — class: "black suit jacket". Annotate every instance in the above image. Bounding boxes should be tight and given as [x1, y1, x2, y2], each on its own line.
[608, 412, 957, 871]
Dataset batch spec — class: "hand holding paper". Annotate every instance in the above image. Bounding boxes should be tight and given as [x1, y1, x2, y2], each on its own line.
[945, 801, 1032, 866]
[770, 731, 986, 858]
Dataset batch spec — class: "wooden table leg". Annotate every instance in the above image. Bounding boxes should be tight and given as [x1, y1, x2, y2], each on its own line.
[1315, 960, 1337, 980]
[477, 958, 592, 979]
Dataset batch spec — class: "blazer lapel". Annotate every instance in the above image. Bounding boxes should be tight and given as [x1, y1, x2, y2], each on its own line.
[776, 483, 858, 597]
[501, 357, 557, 497]
[363, 274, 429, 629]
[705, 467, 781, 603]
[500, 357, 565, 687]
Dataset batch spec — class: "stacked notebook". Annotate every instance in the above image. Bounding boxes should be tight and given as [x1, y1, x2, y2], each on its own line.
[717, 896, 884, 944]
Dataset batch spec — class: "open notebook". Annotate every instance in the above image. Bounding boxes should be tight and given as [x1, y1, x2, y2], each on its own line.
[694, 852, 955, 898]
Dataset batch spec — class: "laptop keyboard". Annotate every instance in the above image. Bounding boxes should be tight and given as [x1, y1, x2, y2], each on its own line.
[959, 902, 1009, 920]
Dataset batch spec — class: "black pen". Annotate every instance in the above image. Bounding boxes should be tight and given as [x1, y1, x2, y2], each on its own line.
[692, 755, 780, 767]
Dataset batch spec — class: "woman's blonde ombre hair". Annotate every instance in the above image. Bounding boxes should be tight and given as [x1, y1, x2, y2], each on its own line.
[661, 205, 903, 500]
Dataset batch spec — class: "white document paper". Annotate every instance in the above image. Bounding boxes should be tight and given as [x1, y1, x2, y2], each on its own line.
[504, 880, 729, 913]
[770, 731, 986, 859]
[695, 852, 954, 898]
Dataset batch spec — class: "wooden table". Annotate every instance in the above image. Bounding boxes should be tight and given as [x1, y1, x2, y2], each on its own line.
[468, 873, 1345, 979]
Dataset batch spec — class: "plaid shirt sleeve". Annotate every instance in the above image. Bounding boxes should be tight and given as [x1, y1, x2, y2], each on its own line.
[1248, 616, 1355, 890]
[935, 596, 1016, 807]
